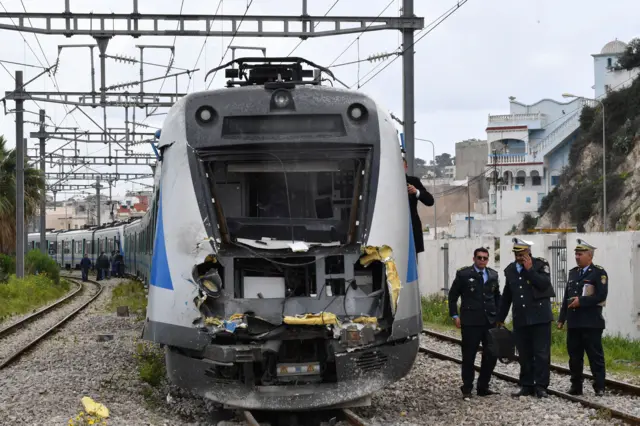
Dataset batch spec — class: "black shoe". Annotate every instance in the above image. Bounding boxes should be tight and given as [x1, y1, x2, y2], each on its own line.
[511, 387, 534, 397]
[536, 388, 549, 398]
[477, 389, 499, 397]
[460, 386, 472, 400]
[567, 386, 583, 395]
[594, 389, 605, 397]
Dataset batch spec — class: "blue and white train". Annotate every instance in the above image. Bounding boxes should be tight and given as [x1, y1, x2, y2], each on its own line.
[31, 57, 422, 412]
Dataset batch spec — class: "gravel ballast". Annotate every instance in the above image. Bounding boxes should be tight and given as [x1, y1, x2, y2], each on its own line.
[1, 277, 635, 425]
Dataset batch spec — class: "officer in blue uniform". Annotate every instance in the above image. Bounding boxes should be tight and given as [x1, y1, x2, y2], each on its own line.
[497, 238, 555, 398]
[448, 247, 501, 400]
[557, 239, 608, 396]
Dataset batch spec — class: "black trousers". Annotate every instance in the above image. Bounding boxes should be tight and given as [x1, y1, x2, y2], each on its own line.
[460, 324, 497, 391]
[81, 268, 89, 281]
[567, 328, 606, 391]
[513, 322, 551, 389]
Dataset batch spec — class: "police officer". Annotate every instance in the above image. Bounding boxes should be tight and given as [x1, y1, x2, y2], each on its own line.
[497, 238, 555, 398]
[557, 239, 608, 396]
[448, 247, 501, 399]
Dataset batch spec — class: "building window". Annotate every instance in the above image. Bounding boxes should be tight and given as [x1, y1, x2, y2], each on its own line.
[515, 176, 525, 185]
[551, 175, 560, 186]
[532, 176, 541, 186]
[607, 58, 612, 68]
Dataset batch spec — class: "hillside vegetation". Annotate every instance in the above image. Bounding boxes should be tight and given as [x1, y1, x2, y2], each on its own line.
[537, 74, 640, 231]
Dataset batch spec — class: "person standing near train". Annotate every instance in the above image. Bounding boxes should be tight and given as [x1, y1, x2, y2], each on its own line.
[557, 239, 608, 396]
[403, 156, 434, 257]
[497, 238, 555, 398]
[448, 247, 501, 400]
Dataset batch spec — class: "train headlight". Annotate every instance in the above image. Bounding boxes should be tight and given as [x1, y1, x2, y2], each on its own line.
[195, 105, 216, 125]
[347, 103, 368, 123]
[199, 269, 222, 298]
[270, 90, 294, 110]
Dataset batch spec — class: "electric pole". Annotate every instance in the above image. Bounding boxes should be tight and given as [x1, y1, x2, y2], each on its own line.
[39, 109, 46, 254]
[402, 0, 416, 176]
[15, 71, 25, 278]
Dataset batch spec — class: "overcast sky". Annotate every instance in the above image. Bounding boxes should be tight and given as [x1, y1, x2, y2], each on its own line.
[0, 0, 638, 200]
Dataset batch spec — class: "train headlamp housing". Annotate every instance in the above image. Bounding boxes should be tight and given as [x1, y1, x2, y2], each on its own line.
[198, 269, 222, 299]
[195, 105, 216, 125]
[270, 89, 295, 111]
[347, 103, 368, 123]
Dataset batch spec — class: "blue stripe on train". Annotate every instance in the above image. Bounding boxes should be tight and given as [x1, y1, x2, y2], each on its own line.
[150, 190, 173, 290]
[407, 213, 418, 283]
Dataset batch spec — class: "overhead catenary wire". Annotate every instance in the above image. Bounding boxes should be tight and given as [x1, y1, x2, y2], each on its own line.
[187, 0, 223, 92]
[327, 0, 394, 68]
[357, 0, 471, 89]
[286, 0, 342, 57]
[205, 0, 255, 90]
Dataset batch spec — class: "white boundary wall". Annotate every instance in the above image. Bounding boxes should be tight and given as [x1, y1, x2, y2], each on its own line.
[418, 233, 640, 340]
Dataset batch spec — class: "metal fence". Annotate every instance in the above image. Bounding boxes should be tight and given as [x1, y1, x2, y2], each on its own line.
[548, 240, 567, 301]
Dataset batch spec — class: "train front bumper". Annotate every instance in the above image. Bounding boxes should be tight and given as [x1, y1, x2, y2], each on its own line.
[165, 336, 419, 411]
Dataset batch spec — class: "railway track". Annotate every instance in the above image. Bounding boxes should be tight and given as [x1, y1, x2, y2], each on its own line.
[0, 276, 103, 370]
[422, 329, 640, 425]
[237, 408, 371, 426]
[422, 329, 640, 395]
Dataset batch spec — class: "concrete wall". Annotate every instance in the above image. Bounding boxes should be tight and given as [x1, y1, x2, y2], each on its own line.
[419, 232, 640, 340]
[568, 232, 640, 339]
[495, 189, 542, 218]
[418, 237, 496, 298]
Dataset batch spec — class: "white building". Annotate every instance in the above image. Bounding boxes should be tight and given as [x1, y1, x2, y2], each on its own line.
[592, 39, 640, 98]
[471, 39, 638, 234]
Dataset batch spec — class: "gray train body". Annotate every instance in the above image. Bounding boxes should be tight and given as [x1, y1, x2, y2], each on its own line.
[30, 66, 422, 410]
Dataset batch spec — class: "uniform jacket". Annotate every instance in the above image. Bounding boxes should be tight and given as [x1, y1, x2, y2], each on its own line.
[405, 175, 434, 254]
[558, 264, 608, 329]
[448, 265, 501, 326]
[497, 258, 554, 328]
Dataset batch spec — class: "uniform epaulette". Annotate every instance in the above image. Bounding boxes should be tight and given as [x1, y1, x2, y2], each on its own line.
[536, 257, 549, 264]
[486, 266, 496, 273]
[457, 265, 471, 272]
[569, 265, 580, 271]
[593, 264, 605, 270]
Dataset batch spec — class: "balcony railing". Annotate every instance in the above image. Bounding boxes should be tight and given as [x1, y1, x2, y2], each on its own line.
[488, 112, 547, 128]
[487, 153, 527, 164]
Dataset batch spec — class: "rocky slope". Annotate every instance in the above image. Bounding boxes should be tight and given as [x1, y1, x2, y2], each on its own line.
[536, 75, 640, 232]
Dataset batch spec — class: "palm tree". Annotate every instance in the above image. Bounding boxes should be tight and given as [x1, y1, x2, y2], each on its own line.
[0, 135, 45, 254]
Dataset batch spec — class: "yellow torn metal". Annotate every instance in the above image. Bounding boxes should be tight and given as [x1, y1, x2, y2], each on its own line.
[81, 396, 109, 418]
[359, 245, 402, 314]
[353, 316, 378, 325]
[204, 317, 223, 326]
[283, 312, 339, 325]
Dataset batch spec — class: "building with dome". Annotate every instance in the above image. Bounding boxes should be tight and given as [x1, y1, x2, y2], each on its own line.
[592, 39, 639, 98]
[448, 39, 638, 237]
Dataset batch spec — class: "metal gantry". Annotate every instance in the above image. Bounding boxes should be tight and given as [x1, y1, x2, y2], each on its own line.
[1, 0, 422, 280]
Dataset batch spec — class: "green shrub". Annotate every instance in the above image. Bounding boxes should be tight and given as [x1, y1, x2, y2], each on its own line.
[0, 274, 70, 321]
[0, 254, 15, 282]
[25, 249, 60, 285]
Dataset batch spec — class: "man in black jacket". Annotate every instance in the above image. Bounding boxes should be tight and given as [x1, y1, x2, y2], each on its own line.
[403, 157, 434, 255]
[448, 247, 501, 399]
[497, 238, 555, 398]
[557, 239, 608, 396]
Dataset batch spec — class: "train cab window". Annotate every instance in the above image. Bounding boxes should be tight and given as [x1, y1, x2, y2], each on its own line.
[204, 154, 367, 243]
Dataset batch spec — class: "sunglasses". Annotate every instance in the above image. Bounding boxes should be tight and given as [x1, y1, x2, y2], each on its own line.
[475, 256, 488, 261]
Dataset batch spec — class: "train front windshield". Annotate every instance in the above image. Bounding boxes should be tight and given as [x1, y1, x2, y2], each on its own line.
[201, 147, 370, 244]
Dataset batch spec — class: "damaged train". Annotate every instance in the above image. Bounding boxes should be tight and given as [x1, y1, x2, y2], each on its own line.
[138, 57, 422, 410]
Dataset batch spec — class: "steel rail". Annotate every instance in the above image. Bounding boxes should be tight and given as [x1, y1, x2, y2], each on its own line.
[0, 277, 103, 370]
[420, 346, 640, 425]
[422, 328, 640, 395]
[0, 280, 82, 339]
